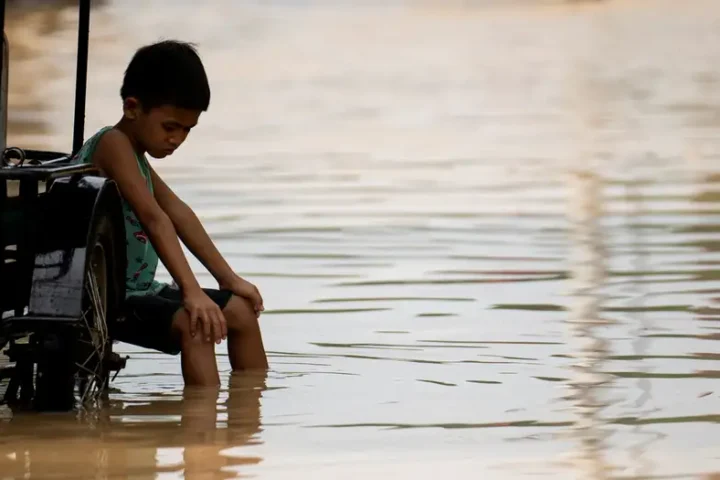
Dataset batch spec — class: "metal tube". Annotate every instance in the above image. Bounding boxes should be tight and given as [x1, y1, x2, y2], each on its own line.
[0, 1, 6, 313]
[72, 0, 91, 156]
[0, 0, 5, 73]
[0, 0, 7, 156]
[1, 32, 8, 155]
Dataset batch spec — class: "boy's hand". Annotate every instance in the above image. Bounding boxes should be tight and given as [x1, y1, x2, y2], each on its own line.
[219, 275, 264, 316]
[183, 289, 227, 343]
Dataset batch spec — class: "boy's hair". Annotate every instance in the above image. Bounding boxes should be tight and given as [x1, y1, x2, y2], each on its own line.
[120, 40, 211, 112]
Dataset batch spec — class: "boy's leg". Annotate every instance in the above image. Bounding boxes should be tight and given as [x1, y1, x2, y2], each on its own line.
[117, 287, 267, 384]
[119, 286, 229, 387]
[222, 295, 268, 371]
[171, 308, 221, 386]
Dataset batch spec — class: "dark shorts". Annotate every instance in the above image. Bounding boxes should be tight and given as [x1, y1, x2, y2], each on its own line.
[113, 285, 233, 356]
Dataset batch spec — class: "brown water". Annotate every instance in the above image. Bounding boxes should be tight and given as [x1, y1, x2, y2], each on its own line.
[2, 0, 720, 478]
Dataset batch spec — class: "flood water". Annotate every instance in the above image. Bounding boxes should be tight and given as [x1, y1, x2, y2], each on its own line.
[2, 0, 720, 478]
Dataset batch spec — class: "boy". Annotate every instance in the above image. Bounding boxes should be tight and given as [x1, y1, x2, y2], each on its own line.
[72, 40, 268, 386]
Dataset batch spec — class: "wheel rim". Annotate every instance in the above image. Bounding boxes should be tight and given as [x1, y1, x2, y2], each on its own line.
[77, 241, 109, 406]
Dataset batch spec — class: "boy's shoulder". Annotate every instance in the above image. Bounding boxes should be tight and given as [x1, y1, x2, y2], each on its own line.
[74, 126, 137, 165]
[95, 127, 130, 152]
[73, 126, 113, 164]
[75, 127, 154, 191]
[84, 127, 143, 166]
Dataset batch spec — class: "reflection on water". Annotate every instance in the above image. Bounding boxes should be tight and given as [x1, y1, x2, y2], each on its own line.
[565, 171, 612, 479]
[0, 372, 266, 479]
[2, 0, 720, 478]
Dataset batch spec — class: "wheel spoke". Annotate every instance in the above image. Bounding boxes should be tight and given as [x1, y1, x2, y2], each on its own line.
[76, 243, 110, 409]
[21, 222, 116, 413]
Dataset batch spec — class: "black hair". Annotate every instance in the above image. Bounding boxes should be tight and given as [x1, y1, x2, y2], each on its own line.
[120, 40, 210, 111]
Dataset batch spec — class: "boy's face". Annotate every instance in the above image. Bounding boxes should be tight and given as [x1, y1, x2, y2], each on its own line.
[124, 99, 201, 159]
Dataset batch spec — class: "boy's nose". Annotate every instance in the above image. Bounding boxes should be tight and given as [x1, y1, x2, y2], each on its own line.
[170, 133, 187, 147]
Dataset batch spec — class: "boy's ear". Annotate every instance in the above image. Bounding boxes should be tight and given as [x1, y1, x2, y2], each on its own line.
[122, 97, 142, 120]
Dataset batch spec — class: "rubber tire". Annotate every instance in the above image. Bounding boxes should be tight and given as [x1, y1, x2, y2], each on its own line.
[33, 213, 116, 412]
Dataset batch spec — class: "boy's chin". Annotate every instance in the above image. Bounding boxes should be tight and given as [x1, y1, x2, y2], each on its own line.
[148, 149, 173, 159]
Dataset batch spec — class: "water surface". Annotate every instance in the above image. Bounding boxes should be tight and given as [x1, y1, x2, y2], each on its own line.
[1, 0, 720, 478]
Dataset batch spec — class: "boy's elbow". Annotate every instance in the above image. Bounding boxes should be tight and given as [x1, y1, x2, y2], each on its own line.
[141, 208, 173, 234]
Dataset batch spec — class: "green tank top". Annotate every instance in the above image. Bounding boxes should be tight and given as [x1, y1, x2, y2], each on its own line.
[72, 126, 167, 297]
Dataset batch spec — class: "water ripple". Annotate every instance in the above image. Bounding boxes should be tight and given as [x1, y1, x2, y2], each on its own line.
[2, 0, 719, 478]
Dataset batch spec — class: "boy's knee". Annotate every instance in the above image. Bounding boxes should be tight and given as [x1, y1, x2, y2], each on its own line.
[224, 296, 260, 334]
[172, 309, 217, 348]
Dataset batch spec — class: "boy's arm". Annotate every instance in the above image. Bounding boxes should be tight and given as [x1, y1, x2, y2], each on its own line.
[93, 130, 202, 294]
[148, 164, 234, 285]
[93, 130, 228, 341]
[148, 165, 264, 312]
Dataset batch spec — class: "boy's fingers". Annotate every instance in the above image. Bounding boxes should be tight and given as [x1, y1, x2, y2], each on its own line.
[254, 291, 264, 311]
[219, 310, 228, 340]
[212, 314, 222, 344]
[213, 309, 225, 343]
[201, 312, 212, 341]
[189, 309, 198, 337]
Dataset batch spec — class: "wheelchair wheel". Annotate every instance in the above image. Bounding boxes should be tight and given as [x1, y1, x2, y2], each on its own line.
[32, 214, 115, 411]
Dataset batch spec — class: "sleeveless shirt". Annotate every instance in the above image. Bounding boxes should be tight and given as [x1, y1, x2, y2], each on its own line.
[72, 126, 167, 297]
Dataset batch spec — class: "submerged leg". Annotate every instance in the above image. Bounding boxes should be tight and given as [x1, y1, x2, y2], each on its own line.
[223, 295, 268, 371]
[172, 308, 221, 386]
